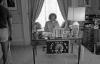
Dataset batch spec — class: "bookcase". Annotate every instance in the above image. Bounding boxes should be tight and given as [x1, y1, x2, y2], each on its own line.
[83, 14, 100, 54]
[83, 15, 95, 53]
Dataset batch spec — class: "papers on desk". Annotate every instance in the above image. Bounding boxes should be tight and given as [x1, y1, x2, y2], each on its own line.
[42, 32, 52, 37]
[37, 28, 44, 32]
[42, 28, 70, 39]
[53, 28, 69, 38]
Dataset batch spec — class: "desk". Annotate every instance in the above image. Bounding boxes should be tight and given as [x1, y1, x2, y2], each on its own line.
[31, 37, 82, 64]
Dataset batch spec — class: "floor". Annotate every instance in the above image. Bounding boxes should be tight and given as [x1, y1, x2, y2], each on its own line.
[0, 44, 100, 64]
[11, 45, 78, 64]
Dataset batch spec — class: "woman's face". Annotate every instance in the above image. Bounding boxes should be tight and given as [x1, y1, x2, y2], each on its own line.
[50, 15, 56, 21]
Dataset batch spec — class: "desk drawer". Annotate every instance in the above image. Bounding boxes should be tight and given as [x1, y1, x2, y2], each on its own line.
[46, 41, 70, 54]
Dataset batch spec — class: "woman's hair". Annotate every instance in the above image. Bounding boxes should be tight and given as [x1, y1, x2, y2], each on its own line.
[49, 13, 57, 20]
[0, 0, 3, 3]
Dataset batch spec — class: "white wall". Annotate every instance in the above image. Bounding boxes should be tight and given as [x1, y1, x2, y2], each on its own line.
[10, 0, 25, 45]
[71, 0, 79, 7]
[72, 0, 100, 14]
[9, 0, 30, 45]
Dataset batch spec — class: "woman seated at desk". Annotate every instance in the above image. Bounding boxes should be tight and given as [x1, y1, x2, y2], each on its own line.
[44, 13, 59, 32]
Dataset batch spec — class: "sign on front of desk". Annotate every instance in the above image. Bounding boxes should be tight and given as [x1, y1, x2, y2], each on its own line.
[46, 40, 69, 54]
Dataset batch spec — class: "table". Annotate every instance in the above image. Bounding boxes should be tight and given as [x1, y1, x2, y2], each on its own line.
[31, 37, 82, 64]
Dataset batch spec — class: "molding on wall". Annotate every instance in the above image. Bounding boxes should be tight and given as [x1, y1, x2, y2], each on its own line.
[12, 15, 23, 24]
[11, 41, 25, 46]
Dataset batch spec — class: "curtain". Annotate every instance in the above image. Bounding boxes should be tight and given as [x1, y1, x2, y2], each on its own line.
[30, 0, 44, 23]
[29, 0, 44, 30]
[57, 0, 71, 29]
[28, 0, 44, 40]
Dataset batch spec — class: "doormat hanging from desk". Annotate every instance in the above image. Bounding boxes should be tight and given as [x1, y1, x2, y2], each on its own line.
[46, 40, 70, 54]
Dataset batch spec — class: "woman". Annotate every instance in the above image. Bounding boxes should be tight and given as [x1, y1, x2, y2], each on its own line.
[44, 13, 59, 32]
[0, 0, 12, 64]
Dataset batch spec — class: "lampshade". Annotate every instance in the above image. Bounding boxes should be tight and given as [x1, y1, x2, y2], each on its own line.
[67, 7, 86, 21]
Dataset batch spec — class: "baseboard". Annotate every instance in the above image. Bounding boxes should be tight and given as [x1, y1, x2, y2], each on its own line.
[10, 41, 31, 46]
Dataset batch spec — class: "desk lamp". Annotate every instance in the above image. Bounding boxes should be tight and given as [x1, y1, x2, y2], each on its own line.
[67, 7, 86, 37]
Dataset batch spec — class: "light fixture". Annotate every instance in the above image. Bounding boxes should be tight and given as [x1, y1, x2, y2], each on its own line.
[67, 7, 86, 37]
[68, 7, 86, 21]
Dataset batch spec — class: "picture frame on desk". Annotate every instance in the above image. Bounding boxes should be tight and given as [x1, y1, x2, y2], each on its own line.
[84, 0, 91, 7]
[4, 0, 17, 10]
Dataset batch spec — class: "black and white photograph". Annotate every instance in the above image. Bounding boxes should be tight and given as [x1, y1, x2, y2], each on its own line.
[0, 0, 100, 64]
[6, 0, 17, 10]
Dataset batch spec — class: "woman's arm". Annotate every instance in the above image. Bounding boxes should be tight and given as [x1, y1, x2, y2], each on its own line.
[44, 22, 48, 32]
[8, 17, 12, 41]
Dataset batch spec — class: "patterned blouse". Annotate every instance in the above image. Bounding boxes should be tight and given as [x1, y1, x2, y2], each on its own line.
[44, 21, 59, 32]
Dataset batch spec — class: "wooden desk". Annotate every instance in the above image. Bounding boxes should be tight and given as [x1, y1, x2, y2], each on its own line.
[31, 37, 82, 64]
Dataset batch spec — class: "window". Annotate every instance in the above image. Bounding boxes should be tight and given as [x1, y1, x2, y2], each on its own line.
[36, 0, 64, 28]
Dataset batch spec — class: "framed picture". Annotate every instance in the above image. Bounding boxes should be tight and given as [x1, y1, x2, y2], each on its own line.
[5, 0, 17, 10]
[84, 0, 91, 7]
